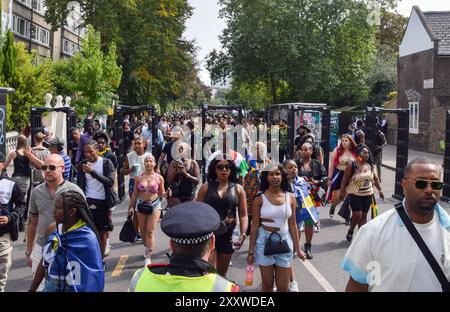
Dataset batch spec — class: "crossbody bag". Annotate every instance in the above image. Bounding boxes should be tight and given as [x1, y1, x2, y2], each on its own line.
[395, 202, 450, 292]
[263, 193, 291, 256]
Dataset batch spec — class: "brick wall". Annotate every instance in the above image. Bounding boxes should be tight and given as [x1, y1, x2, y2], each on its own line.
[398, 49, 437, 152]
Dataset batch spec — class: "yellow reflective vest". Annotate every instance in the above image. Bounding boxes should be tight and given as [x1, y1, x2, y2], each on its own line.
[129, 265, 240, 292]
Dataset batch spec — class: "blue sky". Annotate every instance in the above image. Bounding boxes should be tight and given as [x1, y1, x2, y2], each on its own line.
[185, 0, 450, 86]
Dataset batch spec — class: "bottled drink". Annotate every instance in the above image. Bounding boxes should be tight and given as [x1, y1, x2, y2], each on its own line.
[245, 264, 254, 286]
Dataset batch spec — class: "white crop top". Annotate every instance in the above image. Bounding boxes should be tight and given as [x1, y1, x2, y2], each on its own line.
[260, 193, 292, 235]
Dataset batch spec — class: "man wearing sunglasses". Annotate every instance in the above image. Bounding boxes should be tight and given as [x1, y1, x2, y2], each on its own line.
[342, 158, 450, 292]
[25, 154, 84, 290]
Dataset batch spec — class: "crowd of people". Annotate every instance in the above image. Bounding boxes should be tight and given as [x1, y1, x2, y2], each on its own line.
[0, 110, 448, 293]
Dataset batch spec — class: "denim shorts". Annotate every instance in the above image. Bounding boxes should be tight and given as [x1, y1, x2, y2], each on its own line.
[254, 228, 293, 268]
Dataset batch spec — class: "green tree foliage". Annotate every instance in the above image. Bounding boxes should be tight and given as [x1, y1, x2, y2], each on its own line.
[44, 0, 204, 111]
[2, 38, 54, 131]
[71, 25, 122, 115]
[207, 0, 403, 108]
[366, 8, 407, 106]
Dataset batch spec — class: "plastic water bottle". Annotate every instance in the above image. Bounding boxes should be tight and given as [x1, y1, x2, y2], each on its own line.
[245, 264, 254, 286]
[232, 228, 240, 250]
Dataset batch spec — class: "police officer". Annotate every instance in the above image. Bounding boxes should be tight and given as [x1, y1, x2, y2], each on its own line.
[129, 201, 240, 292]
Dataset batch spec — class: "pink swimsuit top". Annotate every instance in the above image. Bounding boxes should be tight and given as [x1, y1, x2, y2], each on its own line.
[138, 175, 159, 194]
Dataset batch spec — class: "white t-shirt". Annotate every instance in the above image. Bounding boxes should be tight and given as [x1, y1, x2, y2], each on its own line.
[342, 200, 450, 292]
[85, 157, 106, 200]
[127, 152, 151, 179]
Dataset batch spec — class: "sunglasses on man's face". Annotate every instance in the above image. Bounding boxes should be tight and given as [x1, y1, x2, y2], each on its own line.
[216, 164, 231, 171]
[41, 165, 59, 172]
[405, 178, 444, 191]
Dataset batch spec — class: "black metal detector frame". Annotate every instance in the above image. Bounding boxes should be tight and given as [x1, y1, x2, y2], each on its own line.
[0, 87, 15, 157]
[111, 104, 158, 200]
[30, 106, 77, 155]
[365, 107, 409, 200]
[441, 111, 450, 201]
[270, 103, 331, 169]
[200, 104, 244, 181]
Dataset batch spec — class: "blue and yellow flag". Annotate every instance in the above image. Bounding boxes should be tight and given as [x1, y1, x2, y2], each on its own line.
[43, 221, 104, 292]
[293, 177, 319, 225]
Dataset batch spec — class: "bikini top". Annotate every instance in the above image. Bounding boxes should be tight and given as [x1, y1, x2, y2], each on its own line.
[138, 174, 159, 194]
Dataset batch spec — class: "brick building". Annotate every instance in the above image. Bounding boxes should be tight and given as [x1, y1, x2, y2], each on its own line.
[1, 0, 85, 61]
[397, 6, 450, 154]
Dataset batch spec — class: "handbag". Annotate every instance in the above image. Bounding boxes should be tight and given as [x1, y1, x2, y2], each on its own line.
[263, 193, 291, 256]
[264, 232, 291, 255]
[137, 198, 159, 215]
[119, 215, 136, 243]
[395, 202, 450, 292]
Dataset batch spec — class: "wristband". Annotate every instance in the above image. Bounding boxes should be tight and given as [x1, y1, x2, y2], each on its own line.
[25, 250, 31, 257]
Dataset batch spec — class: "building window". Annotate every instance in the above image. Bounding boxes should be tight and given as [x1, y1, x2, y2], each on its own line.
[63, 39, 81, 56]
[12, 15, 50, 46]
[17, 0, 47, 14]
[409, 102, 419, 134]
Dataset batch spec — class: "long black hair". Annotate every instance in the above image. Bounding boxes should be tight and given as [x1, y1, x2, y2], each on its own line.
[259, 163, 292, 193]
[207, 153, 239, 183]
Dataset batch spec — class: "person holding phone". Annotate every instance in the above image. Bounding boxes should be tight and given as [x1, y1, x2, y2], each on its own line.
[166, 143, 200, 207]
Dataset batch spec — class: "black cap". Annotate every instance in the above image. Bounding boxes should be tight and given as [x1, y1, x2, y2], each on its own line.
[161, 202, 226, 245]
[93, 132, 109, 144]
[47, 137, 64, 151]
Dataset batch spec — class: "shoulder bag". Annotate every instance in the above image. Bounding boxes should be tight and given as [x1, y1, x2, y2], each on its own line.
[395, 202, 450, 292]
[263, 193, 291, 255]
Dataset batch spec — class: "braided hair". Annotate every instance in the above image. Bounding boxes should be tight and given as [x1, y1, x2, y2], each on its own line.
[56, 190, 100, 245]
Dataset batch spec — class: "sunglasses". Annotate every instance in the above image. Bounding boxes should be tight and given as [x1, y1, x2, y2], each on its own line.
[405, 178, 444, 190]
[41, 165, 60, 172]
[216, 164, 231, 171]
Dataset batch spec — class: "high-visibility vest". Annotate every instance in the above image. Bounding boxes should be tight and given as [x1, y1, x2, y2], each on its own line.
[128, 265, 240, 292]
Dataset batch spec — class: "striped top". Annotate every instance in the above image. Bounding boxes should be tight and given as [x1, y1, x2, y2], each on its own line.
[60, 151, 72, 180]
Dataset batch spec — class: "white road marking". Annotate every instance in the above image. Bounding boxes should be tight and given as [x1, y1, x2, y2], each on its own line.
[298, 259, 337, 292]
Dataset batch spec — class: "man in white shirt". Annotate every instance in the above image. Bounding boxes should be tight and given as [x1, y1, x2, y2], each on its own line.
[77, 141, 116, 257]
[342, 158, 450, 292]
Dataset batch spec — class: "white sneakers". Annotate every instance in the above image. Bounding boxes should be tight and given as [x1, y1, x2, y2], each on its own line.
[104, 240, 111, 257]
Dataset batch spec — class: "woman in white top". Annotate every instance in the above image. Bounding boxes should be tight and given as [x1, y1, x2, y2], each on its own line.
[247, 164, 304, 292]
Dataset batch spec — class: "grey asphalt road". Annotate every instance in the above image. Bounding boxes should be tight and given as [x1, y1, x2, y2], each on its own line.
[5, 165, 450, 292]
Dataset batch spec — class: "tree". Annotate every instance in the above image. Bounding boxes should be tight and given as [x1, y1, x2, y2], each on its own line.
[44, 0, 201, 110]
[3, 39, 54, 131]
[207, 0, 378, 107]
[54, 25, 122, 115]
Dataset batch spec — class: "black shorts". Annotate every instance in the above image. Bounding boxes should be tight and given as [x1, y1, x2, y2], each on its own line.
[215, 221, 236, 255]
[349, 194, 372, 213]
[87, 198, 114, 232]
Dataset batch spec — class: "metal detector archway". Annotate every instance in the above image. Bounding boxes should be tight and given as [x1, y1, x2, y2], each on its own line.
[365, 107, 409, 200]
[111, 104, 158, 200]
[440, 111, 450, 202]
[270, 103, 331, 168]
[0, 87, 15, 157]
[200, 104, 244, 181]
[30, 105, 77, 155]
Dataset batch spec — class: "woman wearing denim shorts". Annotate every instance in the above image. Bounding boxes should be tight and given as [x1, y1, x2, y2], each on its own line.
[247, 163, 305, 292]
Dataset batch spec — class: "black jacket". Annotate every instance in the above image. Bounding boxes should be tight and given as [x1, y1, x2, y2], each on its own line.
[77, 157, 118, 209]
[0, 176, 26, 241]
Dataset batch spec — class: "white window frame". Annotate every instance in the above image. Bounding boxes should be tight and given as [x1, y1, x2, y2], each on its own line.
[12, 14, 50, 46]
[409, 102, 419, 134]
[62, 39, 81, 56]
[17, 0, 47, 15]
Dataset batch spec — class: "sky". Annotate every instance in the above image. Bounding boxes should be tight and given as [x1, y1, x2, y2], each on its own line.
[185, 0, 450, 86]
